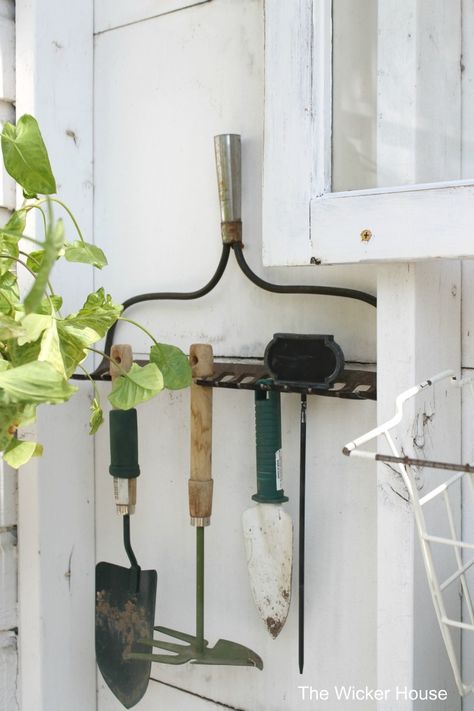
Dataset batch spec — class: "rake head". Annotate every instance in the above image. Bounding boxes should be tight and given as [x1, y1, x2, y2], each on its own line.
[128, 625, 263, 669]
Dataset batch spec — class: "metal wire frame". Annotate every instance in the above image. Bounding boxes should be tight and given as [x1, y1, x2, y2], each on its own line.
[343, 370, 474, 696]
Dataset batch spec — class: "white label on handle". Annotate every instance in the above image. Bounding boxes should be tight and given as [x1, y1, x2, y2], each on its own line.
[276, 449, 283, 490]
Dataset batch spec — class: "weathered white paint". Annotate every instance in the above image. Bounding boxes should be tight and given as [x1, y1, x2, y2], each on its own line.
[0, 14, 14, 103]
[0, 632, 18, 710]
[0, 464, 16, 529]
[0, 100, 15, 210]
[0, 530, 16, 631]
[263, 0, 474, 265]
[93, 2, 378, 710]
[15, 1, 96, 709]
[310, 181, 474, 264]
[94, 0, 213, 34]
[376, 261, 461, 710]
[242, 503, 293, 638]
[262, 0, 318, 267]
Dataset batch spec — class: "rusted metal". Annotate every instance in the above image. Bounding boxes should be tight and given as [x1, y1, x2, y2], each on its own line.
[195, 362, 376, 400]
[96, 359, 376, 399]
[221, 219, 243, 244]
[371, 452, 474, 474]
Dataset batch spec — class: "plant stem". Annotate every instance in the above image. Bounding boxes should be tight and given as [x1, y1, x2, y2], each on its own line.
[24, 203, 48, 234]
[87, 346, 131, 378]
[118, 316, 159, 345]
[36, 197, 85, 244]
[18, 250, 57, 304]
[77, 362, 101, 401]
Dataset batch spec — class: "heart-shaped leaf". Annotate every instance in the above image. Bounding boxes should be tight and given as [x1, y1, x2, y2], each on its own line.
[64, 241, 108, 269]
[108, 362, 164, 410]
[150, 343, 192, 389]
[3, 439, 43, 468]
[1, 115, 56, 196]
[0, 360, 77, 404]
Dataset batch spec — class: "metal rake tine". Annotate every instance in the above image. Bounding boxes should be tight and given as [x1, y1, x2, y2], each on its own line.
[155, 626, 207, 645]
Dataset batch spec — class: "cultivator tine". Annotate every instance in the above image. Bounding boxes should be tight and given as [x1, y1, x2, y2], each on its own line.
[155, 626, 206, 644]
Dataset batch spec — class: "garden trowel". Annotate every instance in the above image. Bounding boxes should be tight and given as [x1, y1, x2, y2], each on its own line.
[95, 345, 157, 708]
[242, 386, 293, 637]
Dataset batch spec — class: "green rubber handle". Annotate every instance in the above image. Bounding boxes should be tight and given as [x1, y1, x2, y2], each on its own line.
[109, 409, 140, 478]
[253, 384, 288, 504]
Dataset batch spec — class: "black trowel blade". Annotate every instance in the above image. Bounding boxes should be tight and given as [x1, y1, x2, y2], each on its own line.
[96, 562, 157, 708]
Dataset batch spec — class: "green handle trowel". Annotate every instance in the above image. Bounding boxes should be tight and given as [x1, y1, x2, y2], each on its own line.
[242, 385, 293, 637]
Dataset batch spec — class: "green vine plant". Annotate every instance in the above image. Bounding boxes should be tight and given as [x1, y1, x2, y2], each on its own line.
[0, 114, 192, 468]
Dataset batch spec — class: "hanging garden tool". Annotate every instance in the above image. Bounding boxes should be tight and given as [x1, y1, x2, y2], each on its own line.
[95, 345, 157, 709]
[242, 384, 293, 638]
[130, 344, 263, 669]
[265, 334, 345, 673]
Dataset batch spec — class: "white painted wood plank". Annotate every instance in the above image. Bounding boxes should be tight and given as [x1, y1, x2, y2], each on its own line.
[0, 100, 16, 210]
[377, 261, 461, 709]
[0, 632, 18, 711]
[16, 0, 94, 314]
[0, 16, 14, 102]
[96, 384, 378, 711]
[0, 531, 16, 631]
[311, 184, 474, 263]
[0, 462, 16, 528]
[18, 387, 96, 711]
[461, 366, 474, 709]
[0, 1, 14, 21]
[94, 0, 212, 34]
[15, 1, 95, 709]
[262, 0, 314, 266]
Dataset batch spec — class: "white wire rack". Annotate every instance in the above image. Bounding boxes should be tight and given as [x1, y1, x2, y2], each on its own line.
[343, 369, 474, 696]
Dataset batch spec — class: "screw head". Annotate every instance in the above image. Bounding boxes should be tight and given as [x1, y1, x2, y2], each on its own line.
[360, 229, 372, 242]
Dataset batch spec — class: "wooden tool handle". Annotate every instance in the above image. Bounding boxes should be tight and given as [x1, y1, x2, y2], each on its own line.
[110, 345, 136, 515]
[189, 344, 213, 526]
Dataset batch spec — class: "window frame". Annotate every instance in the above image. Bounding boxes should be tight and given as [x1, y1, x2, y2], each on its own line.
[263, 0, 474, 265]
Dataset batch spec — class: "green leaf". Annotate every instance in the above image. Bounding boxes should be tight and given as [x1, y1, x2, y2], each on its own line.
[26, 250, 44, 274]
[1, 115, 56, 196]
[18, 313, 52, 345]
[89, 397, 104, 434]
[0, 232, 19, 276]
[63, 288, 122, 345]
[64, 241, 108, 269]
[8, 337, 42, 367]
[0, 271, 19, 316]
[37, 294, 63, 315]
[0, 315, 26, 340]
[149, 343, 192, 390]
[108, 362, 164, 410]
[23, 216, 64, 314]
[38, 318, 66, 377]
[3, 439, 43, 468]
[0, 360, 77, 404]
[56, 322, 88, 377]
[4, 209, 27, 235]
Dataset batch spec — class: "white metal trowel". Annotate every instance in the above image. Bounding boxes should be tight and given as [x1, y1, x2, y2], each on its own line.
[242, 386, 293, 637]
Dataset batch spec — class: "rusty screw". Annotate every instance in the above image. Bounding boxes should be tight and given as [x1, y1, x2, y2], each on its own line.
[360, 229, 372, 242]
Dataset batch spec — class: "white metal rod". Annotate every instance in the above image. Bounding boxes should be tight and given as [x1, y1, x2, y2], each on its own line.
[441, 617, 474, 632]
[419, 471, 465, 506]
[440, 556, 474, 592]
[442, 490, 474, 623]
[423, 534, 474, 551]
[344, 370, 455, 453]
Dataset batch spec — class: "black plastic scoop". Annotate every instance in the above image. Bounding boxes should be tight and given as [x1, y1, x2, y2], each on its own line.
[95, 345, 157, 708]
